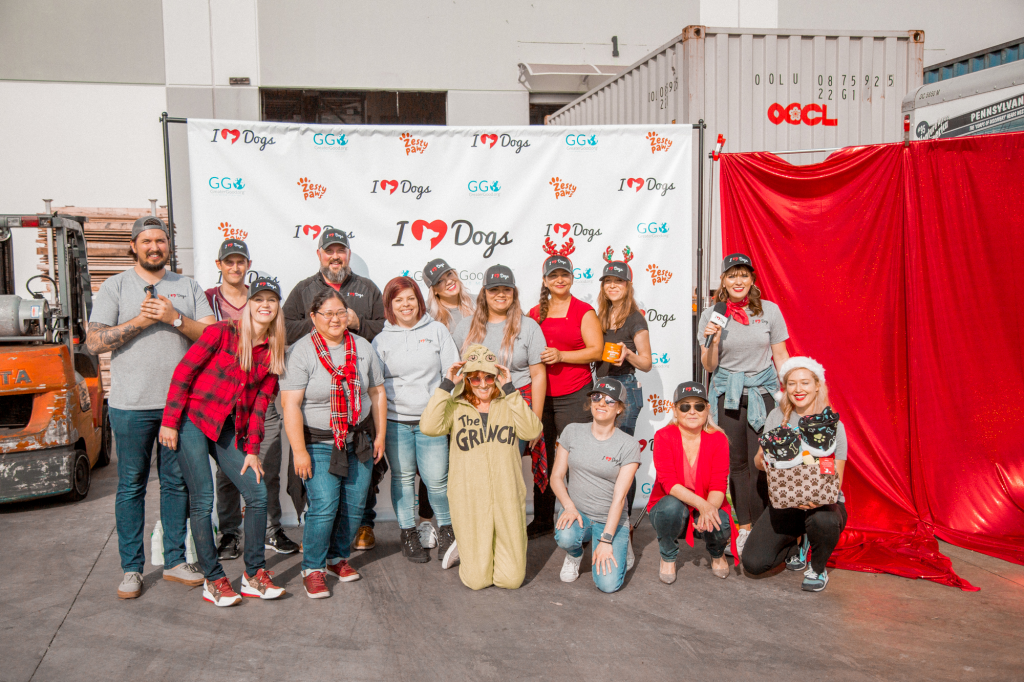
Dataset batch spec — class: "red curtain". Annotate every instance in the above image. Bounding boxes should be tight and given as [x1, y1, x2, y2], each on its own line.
[717, 135, 1024, 588]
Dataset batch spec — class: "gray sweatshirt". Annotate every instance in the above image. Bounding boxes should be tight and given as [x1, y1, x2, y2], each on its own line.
[372, 314, 460, 422]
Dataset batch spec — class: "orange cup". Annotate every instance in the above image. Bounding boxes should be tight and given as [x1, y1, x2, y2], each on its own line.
[602, 342, 622, 363]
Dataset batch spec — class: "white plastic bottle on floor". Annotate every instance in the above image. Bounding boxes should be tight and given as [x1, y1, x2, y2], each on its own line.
[150, 518, 199, 566]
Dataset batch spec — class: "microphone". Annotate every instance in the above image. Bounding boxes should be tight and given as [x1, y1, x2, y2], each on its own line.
[704, 302, 729, 348]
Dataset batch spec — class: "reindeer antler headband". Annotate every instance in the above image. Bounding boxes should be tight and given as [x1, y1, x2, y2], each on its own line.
[603, 246, 633, 263]
[543, 236, 575, 257]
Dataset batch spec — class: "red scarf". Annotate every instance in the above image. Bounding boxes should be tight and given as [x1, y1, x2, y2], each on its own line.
[726, 297, 750, 325]
[310, 329, 361, 449]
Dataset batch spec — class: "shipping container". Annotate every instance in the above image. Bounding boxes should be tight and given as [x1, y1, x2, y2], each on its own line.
[904, 59, 1024, 141]
[547, 26, 924, 294]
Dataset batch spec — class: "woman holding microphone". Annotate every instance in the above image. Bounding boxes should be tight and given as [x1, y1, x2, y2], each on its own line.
[527, 244, 605, 537]
[698, 253, 790, 558]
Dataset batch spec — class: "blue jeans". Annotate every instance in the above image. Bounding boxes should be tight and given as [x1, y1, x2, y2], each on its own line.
[648, 495, 731, 562]
[175, 417, 267, 580]
[302, 442, 372, 572]
[553, 511, 630, 593]
[110, 407, 189, 573]
[616, 373, 644, 437]
[386, 421, 451, 528]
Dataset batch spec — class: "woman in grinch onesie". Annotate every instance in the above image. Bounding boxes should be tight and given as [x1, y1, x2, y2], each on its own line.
[420, 344, 543, 590]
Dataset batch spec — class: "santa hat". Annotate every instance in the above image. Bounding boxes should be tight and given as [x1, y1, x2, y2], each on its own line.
[774, 356, 826, 402]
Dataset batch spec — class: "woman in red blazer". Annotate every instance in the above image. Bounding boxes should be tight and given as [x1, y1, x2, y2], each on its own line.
[647, 381, 735, 584]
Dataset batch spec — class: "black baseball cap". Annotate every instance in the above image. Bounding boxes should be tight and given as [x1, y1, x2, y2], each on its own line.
[543, 255, 573, 278]
[601, 261, 632, 282]
[248, 275, 281, 299]
[422, 258, 455, 287]
[673, 382, 709, 404]
[722, 253, 754, 272]
[590, 377, 626, 404]
[131, 215, 168, 239]
[318, 228, 350, 250]
[484, 264, 515, 289]
[218, 239, 250, 261]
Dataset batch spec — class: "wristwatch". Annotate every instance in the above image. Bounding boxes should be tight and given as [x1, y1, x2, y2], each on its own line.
[172, 313, 183, 328]
[599, 532, 614, 544]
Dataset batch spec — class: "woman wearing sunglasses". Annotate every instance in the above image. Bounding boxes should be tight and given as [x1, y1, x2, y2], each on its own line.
[549, 378, 640, 593]
[646, 382, 733, 584]
[420, 345, 543, 590]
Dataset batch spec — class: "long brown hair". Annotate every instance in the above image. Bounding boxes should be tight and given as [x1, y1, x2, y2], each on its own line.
[237, 295, 286, 375]
[597, 278, 640, 331]
[426, 272, 475, 328]
[713, 265, 763, 317]
[779, 368, 831, 425]
[461, 286, 522, 362]
[462, 371, 501, 407]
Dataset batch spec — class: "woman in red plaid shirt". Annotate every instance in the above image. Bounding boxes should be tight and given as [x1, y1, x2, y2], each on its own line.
[158, 276, 287, 607]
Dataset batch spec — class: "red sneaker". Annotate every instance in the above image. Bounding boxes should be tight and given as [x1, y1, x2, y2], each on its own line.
[303, 569, 330, 599]
[203, 577, 241, 607]
[326, 559, 361, 582]
[241, 568, 286, 599]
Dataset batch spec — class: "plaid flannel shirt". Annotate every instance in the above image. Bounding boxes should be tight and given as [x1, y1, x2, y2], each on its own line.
[162, 321, 279, 455]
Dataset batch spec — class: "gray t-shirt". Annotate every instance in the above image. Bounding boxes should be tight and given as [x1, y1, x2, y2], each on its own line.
[89, 268, 213, 410]
[279, 334, 384, 429]
[697, 300, 789, 377]
[763, 407, 847, 502]
[452, 316, 545, 389]
[558, 423, 641, 524]
[444, 305, 466, 334]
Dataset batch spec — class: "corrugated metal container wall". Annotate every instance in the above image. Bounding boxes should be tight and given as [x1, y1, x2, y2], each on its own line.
[548, 26, 924, 290]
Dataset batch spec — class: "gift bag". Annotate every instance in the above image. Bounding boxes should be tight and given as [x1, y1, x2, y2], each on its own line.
[765, 462, 840, 509]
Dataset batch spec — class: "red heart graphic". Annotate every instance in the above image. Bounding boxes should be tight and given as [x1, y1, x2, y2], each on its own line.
[410, 220, 448, 249]
[302, 224, 321, 239]
[481, 134, 498, 148]
[553, 223, 570, 237]
[638, 439, 648, 452]
[381, 180, 398, 195]
[221, 129, 241, 144]
[627, 177, 644, 192]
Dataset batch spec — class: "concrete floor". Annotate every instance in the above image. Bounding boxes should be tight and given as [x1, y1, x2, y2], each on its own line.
[1, 459, 1023, 682]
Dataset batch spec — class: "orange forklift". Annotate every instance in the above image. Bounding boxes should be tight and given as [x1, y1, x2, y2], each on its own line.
[0, 214, 110, 503]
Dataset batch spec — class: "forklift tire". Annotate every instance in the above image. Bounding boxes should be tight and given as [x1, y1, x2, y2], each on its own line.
[95, 406, 112, 468]
[66, 450, 92, 501]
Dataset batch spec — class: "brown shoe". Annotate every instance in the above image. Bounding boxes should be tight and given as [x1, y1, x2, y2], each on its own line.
[353, 525, 375, 551]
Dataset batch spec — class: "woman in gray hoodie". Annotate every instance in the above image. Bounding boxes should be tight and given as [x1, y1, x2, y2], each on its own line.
[372, 276, 461, 565]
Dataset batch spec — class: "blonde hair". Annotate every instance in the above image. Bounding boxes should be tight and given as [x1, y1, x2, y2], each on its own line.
[237, 297, 286, 375]
[427, 273, 475, 329]
[778, 367, 831, 424]
[597, 277, 641, 331]
[461, 286, 523, 362]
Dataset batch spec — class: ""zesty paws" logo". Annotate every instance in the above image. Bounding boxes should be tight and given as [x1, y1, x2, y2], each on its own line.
[399, 133, 428, 155]
[392, 220, 512, 258]
[646, 131, 673, 153]
[646, 263, 673, 285]
[298, 177, 326, 200]
[218, 222, 248, 241]
[619, 177, 676, 196]
[472, 133, 530, 153]
[550, 177, 577, 199]
[647, 393, 674, 415]
[372, 179, 431, 200]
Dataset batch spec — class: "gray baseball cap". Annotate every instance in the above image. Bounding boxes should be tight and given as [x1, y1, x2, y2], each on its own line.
[248, 275, 281, 299]
[543, 255, 573, 278]
[601, 261, 632, 282]
[589, 377, 626, 404]
[131, 216, 168, 240]
[483, 264, 515, 289]
[673, 381, 709, 404]
[217, 239, 250, 261]
[318, 228, 350, 250]
[423, 258, 455, 287]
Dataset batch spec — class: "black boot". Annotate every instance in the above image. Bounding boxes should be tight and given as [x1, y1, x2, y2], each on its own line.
[401, 527, 429, 563]
[437, 525, 459, 569]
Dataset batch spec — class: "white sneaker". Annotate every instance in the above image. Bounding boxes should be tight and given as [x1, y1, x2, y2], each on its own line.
[163, 562, 204, 587]
[117, 571, 143, 599]
[560, 553, 583, 582]
[626, 537, 635, 571]
[417, 521, 438, 549]
[736, 528, 751, 559]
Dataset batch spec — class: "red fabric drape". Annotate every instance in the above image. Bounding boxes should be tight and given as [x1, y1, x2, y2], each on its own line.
[718, 136, 1024, 589]
[904, 134, 1024, 565]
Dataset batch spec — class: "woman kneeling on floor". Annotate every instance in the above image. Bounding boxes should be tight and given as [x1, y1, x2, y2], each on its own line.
[159, 276, 287, 606]
[420, 345, 542, 590]
[741, 357, 847, 593]
[550, 378, 640, 593]
[647, 382, 734, 584]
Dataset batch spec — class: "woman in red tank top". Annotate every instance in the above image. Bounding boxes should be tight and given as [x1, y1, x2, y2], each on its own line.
[526, 251, 604, 536]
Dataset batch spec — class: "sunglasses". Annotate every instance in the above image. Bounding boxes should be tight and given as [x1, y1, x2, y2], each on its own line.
[467, 375, 495, 386]
[676, 401, 707, 413]
[143, 284, 156, 298]
[589, 394, 618, 406]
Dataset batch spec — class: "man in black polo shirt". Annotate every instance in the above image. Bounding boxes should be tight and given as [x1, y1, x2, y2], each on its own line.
[282, 227, 387, 551]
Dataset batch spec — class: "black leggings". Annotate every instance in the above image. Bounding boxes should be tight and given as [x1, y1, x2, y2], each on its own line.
[741, 502, 847, 575]
[533, 382, 594, 525]
[717, 392, 775, 526]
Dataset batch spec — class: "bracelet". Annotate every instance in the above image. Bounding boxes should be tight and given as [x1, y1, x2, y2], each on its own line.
[599, 538, 613, 545]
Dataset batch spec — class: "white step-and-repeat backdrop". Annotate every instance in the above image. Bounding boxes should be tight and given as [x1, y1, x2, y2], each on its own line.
[187, 120, 692, 523]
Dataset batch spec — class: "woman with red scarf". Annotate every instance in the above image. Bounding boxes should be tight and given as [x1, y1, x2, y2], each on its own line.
[281, 288, 386, 599]
[697, 253, 790, 560]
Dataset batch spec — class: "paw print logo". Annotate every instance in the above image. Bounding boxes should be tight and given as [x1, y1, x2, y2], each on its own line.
[549, 177, 577, 199]
[646, 263, 673, 285]
[399, 132, 428, 155]
[646, 394, 674, 415]
[297, 177, 326, 200]
[217, 221, 248, 241]
[645, 131, 673, 153]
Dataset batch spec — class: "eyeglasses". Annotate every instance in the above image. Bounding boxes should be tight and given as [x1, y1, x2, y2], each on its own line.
[467, 375, 495, 386]
[590, 394, 618, 405]
[316, 310, 347, 320]
[676, 402, 707, 413]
